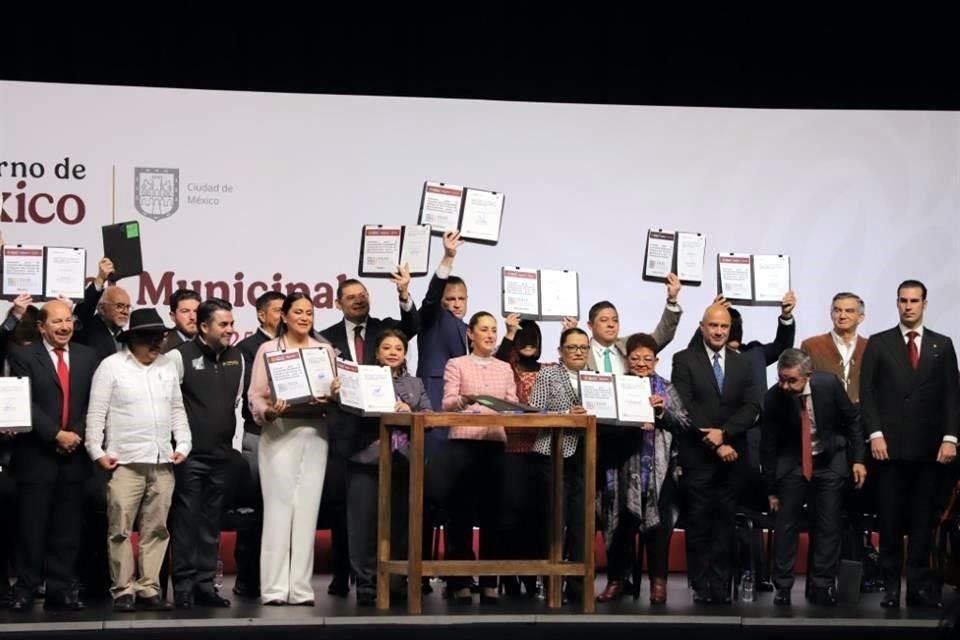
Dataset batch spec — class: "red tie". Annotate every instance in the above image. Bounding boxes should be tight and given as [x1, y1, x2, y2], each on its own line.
[800, 397, 813, 481]
[54, 347, 70, 431]
[907, 331, 919, 370]
[354, 325, 365, 364]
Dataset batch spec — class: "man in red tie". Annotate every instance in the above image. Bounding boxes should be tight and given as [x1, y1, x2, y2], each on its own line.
[761, 348, 865, 606]
[6, 300, 99, 612]
[860, 279, 960, 609]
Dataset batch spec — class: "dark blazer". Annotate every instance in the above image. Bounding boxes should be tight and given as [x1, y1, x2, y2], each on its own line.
[416, 274, 468, 410]
[72, 282, 120, 363]
[320, 304, 420, 456]
[237, 329, 272, 429]
[671, 344, 759, 468]
[7, 340, 98, 482]
[760, 371, 865, 494]
[160, 330, 187, 355]
[320, 304, 420, 366]
[860, 326, 960, 462]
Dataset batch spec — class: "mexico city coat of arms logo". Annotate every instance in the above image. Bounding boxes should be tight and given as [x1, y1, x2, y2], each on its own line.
[134, 167, 180, 221]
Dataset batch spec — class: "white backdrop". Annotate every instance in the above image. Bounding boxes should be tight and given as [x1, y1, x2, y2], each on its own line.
[2, 80, 959, 382]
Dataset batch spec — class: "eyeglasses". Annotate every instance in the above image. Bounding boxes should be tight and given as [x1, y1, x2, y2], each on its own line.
[628, 356, 657, 364]
[563, 345, 590, 353]
[778, 376, 805, 385]
[108, 303, 132, 312]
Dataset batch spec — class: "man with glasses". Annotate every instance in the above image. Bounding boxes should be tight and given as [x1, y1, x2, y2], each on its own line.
[73, 257, 131, 363]
[761, 348, 865, 606]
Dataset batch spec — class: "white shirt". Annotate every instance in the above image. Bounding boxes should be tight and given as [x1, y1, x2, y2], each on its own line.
[85, 349, 192, 464]
[831, 330, 859, 389]
[899, 323, 924, 353]
[43, 339, 70, 369]
[703, 341, 726, 375]
[800, 381, 822, 456]
[592, 338, 625, 375]
[344, 317, 366, 362]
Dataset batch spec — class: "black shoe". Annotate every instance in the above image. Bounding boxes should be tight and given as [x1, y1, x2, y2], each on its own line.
[232, 582, 261, 598]
[356, 592, 376, 607]
[137, 595, 173, 611]
[44, 591, 86, 611]
[906, 589, 942, 609]
[327, 575, 350, 597]
[807, 586, 838, 606]
[693, 589, 713, 604]
[113, 595, 136, 613]
[174, 592, 194, 609]
[194, 590, 231, 607]
[9, 591, 33, 612]
[710, 587, 731, 605]
[880, 590, 900, 609]
[774, 589, 792, 605]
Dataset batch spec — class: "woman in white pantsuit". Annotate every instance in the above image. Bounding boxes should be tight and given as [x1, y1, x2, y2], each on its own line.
[249, 292, 339, 605]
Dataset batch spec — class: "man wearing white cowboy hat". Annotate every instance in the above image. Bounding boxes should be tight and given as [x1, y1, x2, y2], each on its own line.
[85, 308, 192, 613]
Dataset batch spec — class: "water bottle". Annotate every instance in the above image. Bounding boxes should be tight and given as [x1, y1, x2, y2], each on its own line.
[741, 570, 754, 602]
[214, 556, 224, 590]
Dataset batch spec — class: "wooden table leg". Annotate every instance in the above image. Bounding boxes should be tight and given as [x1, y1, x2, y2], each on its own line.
[376, 420, 393, 610]
[406, 416, 425, 614]
[582, 417, 597, 613]
[548, 430, 563, 609]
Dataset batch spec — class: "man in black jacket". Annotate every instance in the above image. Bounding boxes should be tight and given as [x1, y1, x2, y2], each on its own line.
[72, 257, 130, 363]
[231, 290, 285, 598]
[319, 266, 419, 602]
[166, 298, 244, 609]
[672, 303, 759, 604]
[860, 279, 960, 609]
[762, 348, 866, 606]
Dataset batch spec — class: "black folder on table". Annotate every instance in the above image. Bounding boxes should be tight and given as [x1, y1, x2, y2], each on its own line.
[102, 221, 143, 282]
[463, 395, 541, 413]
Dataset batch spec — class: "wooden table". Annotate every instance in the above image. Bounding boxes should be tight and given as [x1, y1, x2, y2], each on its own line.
[376, 412, 597, 614]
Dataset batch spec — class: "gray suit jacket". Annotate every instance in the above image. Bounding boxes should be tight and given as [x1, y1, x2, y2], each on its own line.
[585, 302, 682, 371]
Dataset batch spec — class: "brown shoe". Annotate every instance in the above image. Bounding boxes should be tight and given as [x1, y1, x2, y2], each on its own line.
[649, 577, 667, 605]
[597, 580, 627, 603]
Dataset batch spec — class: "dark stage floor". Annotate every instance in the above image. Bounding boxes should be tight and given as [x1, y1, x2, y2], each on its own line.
[1, 575, 957, 639]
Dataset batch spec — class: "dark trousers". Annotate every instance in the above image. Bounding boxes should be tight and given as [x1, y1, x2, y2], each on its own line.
[534, 449, 585, 594]
[500, 452, 548, 592]
[441, 440, 505, 590]
[0, 466, 17, 593]
[683, 461, 739, 597]
[170, 456, 228, 597]
[876, 460, 939, 593]
[772, 461, 845, 591]
[234, 432, 262, 592]
[15, 479, 84, 595]
[606, 515, 671, 583]
[320, 454, 351, 582]
[80, 468, 110, 598]
[346, 455, 409, 597]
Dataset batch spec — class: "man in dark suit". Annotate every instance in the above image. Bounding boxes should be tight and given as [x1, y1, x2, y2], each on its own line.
[860, 279, 960, 609]
[762, 348, 866, 606]
[229, 290, 285, 598]
[417, 231, 468, 413]
[159, 289, 201, 354]
[671, 303, 759, 604]
[7, 300, 98, 612]
[72, 257, 130, 363]
[320, 265, 419, 601]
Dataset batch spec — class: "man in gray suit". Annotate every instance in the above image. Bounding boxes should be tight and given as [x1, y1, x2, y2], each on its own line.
[585, 272, 683, 374]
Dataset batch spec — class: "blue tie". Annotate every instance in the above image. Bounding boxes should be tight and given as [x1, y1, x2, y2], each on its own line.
[712, 352, 724, 389]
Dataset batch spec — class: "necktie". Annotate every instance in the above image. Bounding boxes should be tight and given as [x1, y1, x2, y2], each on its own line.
[353, 325, 365, 363]
[907, 330, 919, 370]
[712, 352, 724, 389]
[800, 396, 813, 481]
[54, 348, 70, 430]
[602, 348, 613, 373]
